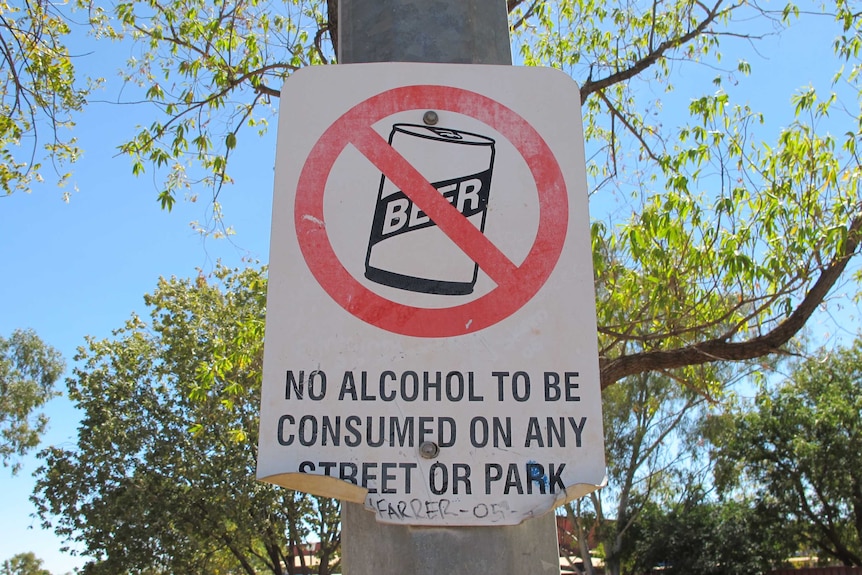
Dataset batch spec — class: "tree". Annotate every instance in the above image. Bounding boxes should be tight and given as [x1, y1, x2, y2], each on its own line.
[1, 552, 52, 575]
[15, 0, 861, 565]
[0, 328, 64, 473]
[32, 266, 341, 575]
[4, 0, 859, 386]
[627, 492, 793, 575]
[713, 338, 862, 566]
[0, 0, 98, 196]
[561, 370, 717, 575]
[92, 0, 861, 395]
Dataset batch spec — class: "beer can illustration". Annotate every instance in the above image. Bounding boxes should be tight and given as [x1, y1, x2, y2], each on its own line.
[364, 124, 496, 296]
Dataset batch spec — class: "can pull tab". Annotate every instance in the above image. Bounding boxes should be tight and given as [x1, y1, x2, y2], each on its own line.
[430, 128, 463, 140]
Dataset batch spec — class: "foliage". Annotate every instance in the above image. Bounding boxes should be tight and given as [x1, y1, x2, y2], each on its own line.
[626, 491, 793, 575]
[110, 0, 329, 213]
[561, 366, 792, 575]
[563, 370, 717, 575]
[32, 266, 341, 575]
[7, 0, 862, 563]
[0, 328, 64, 473]
[713, 338, 862, 566]
[518, 0, 862, 388]
[94, 0, 861, 389]
[1, 552, 53, 575]
[3, 0, 860, 388]
[0, 0, 98, 197]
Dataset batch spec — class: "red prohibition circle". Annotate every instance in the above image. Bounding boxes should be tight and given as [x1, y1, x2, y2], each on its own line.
[295, 84, 568, 338]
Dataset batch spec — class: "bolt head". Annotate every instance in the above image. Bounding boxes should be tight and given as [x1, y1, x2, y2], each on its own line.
[419, 441, 440, 459]
[423, 110, 439, 125]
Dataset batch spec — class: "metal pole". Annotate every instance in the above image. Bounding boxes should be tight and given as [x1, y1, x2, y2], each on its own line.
[337, 2, 562, 573]
[338, 0, 512, 65]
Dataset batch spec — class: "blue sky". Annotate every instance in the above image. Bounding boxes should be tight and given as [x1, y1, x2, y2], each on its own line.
[1, 6, 861, 574]
[0, 87, 276, 571]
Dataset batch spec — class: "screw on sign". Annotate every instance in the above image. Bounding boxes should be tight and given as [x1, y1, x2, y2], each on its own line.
[258, 63, 606, 527]
[293, 83, 569, 338]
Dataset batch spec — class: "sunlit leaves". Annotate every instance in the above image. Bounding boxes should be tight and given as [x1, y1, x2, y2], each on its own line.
[0, 0, 93, 195]
[32, 265, 342, 574]
[792, 86, 818, 116]
[511, 0, 862, 388]
[109, 0, 330, 219]
[595, 77, 861, 376]
[4, 0, 850, 399]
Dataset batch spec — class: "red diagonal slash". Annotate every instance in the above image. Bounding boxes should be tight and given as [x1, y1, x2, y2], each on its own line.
[351, 125, 518, 286]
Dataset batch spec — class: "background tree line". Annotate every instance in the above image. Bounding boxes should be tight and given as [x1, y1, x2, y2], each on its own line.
[16, 266, 861, 575]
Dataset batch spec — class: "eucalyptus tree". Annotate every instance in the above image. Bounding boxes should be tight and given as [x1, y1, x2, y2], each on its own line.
[563, 370, 716, 575]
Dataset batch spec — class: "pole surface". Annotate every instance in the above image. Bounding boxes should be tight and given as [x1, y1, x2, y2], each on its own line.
[337, 1, 562, 573]
[338, 0, 512, 65]
[343, 503, 561, 574]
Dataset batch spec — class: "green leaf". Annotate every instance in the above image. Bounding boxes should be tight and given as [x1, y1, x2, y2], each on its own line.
[157, 189, 175, 211]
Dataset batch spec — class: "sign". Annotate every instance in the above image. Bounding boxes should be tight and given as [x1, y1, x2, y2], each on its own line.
[258, 63, 605, 526]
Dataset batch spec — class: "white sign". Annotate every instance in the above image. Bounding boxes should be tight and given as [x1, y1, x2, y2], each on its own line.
[258, 63, 605, 526]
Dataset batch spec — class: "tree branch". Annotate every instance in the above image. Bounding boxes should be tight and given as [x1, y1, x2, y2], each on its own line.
[580, 0, 727, 103]
[507, 0, 530, 12]
[597, 89, 662, 163]
[600, 211, 862, 388]
[511, 0, 543, 30]
[326, 0, 338, 57]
